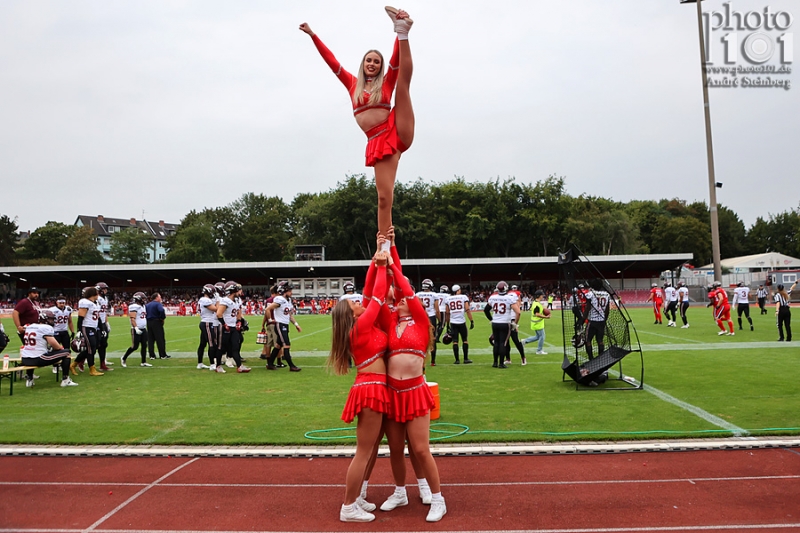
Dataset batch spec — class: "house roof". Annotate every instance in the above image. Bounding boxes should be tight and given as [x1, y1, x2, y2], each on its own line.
[74, 215, 178, 239]
[699, 252, 800, 270]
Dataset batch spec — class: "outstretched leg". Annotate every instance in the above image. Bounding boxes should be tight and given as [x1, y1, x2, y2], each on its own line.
[374, 152, 400, 238]
[394, 38, 415, 149]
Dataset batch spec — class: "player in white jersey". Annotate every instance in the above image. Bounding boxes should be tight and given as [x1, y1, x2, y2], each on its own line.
[94, 282, 113, 371]
[506, 285, 526, 365]
[444, 284, 474, 364]
[122, 292, 151, 367]
[484, 282, 522, 368]
[21, 310, 77, 387]
[49, 295, 74, 356]
[339, 281, 364, 305]
[215, 281, 250, 373]
[416, 278, 441, 365]
[70, 286, 104, 376]
[197, 284, 218, 370]
[436, 285, 449, 344]
[580, 284, 610, 361]
[732, 282, 754, 331]
[677, 281, 691, 328]
[663, 282, 678, 327]
[265, 281, 302, 371]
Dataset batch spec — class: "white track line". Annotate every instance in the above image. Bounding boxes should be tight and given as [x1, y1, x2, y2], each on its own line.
[84, 457, 199, 532]
[2, 474, 798, 489]
[4, 523, 800, 532]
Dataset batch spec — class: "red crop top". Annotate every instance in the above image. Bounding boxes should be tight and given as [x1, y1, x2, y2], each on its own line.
[350, 264, 389, 369]
[386, 262, 430, 358]
[311, 34, 400, 116]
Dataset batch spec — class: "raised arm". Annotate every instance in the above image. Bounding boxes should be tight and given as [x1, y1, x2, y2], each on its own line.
[389, 263, 428, 324]
[301, 24, 356, 91]
[357, 265, 387, 329]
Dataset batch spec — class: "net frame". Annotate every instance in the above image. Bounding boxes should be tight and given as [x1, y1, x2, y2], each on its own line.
[558, 245, 644, 390]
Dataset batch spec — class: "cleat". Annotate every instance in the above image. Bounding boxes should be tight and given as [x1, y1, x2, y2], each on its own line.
[197, 363, 209, 370]
[426, 498, 447, 522]
[215, 366, 226, 373]
[463, 358, 473, 364]
[89, 366, 104, 376]
[505, 359, 512, 365]
[237, 365, 251, 373]
[60, 377, 79, 387]
[430, 362, 436, 366]
[681, 324, 690, 329]
[536, 350, 548, 355]
[454, 359, 460, 365]
[159, 355, 171, 359]
[289, 366, 302, 372]
[718, 331, 727, 336]
[491, 363, 498, 368]
[727, 332, 735, 336]
[340, 503, 375, 523]
[120, 357, 127, 368]
[751, 325, 754, 331]
[266, 364, 276, 370]
[498, 364, 507, 369]
[380, 490, 408, 511]
[69, 362, 79, 376]
[140, 362, 153, 367]
[521, 357, 527, 366]
[25, 378, 35, 388]
[356, 496, 376, 512]
[209, 364, 217, 371]
[276, 362, 286, 368]
[78, 362, 84, 372]
[100, 365, 112, 371]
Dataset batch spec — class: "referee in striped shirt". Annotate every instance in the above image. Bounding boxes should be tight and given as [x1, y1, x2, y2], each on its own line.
[756, 284, 769, 314]
[774, 282, 796, 342]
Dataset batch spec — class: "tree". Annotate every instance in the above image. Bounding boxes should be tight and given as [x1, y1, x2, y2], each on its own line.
[56, 226, 106, 265]
[166, 211, 220, 263]
[651, 216, 712, 265]
[219, 193, 292, 262]
[18, 221, 76, 261]
[717, 205, 747, 259]
[0, 214, 18, 266]
[110, 227, 153, 264]
[745, 209, 800, 256]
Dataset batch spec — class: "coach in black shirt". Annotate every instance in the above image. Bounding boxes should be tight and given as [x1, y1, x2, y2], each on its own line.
[145, 293, 170, 359]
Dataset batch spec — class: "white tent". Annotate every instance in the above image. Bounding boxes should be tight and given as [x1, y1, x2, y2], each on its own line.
[699, 252, 800, 272]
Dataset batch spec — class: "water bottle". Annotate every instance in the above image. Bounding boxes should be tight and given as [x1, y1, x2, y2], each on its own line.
[2, 354, 8, 371]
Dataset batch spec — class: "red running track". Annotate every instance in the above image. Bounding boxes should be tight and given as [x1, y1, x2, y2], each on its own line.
[0, 447, 799, 532]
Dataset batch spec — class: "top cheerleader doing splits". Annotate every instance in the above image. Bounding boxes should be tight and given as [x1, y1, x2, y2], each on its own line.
[300, 6, 415, 247]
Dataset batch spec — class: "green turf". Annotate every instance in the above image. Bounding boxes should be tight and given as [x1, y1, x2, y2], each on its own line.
[1, 307, 797, 445]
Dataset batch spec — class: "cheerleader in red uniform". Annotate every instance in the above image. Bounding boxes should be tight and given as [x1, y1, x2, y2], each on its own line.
[376, 237, 447, 523]
[328, 248, 391, 523]
[300, 6, 415, 245]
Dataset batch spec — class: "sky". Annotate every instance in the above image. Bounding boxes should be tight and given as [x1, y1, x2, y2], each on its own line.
[2, 0, 798, 235]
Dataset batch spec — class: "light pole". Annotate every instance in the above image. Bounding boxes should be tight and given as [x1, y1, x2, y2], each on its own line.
[681, 0, 722, 282]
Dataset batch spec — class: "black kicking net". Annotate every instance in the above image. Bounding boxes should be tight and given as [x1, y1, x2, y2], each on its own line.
[558, 245, 644, 390]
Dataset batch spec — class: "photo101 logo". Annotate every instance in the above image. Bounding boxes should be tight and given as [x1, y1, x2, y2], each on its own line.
[703, 2, 793, 90]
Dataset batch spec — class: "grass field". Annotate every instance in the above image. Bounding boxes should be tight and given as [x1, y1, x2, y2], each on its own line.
[1, 307, 797, 446]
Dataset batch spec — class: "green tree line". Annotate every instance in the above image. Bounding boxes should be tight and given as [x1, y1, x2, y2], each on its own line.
[2, 176, 799, 266]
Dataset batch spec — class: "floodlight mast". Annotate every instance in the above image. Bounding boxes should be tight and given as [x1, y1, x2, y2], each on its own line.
[681, 0, 722, 282]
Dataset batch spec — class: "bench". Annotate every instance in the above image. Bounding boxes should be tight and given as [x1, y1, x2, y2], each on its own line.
[0, 366, 38, 396]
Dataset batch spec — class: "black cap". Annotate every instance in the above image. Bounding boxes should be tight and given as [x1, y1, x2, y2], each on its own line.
[28, 286, 40, 293]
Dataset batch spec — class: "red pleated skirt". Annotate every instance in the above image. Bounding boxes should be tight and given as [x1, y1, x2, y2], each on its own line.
[341, 372, 390, 423]
[364, 109, 408, 167]
[387, 375, 435, 423]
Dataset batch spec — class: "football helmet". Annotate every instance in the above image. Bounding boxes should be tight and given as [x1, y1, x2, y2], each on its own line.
[511, 284, 518, 291]
[451, 284, 461, 293]
[343, 281, 355, 294]
[737, 281, 745, 287]
[202, 284, 216, 297]
[713, 280, 722, 288]
[442, 331, 453, 345]
[439, 285, 449, 294]
[276, 281, 291, 295]
[571, 327, 587, 349]
[663, 281, 672, 287]
[421, 279, 434, 291]
[95, 281, 109, 293]
[214, 282, 226, 295]
[132, 292, 146, 304]
[496, 281, 508, 294]
[71, 335, 86, 352]
[39, 309, 55, 325]
[651, 283, 657, 288]
[81, 286, 97, 298]
[224, 281, 241, 295]
[678, 281, 686, 287]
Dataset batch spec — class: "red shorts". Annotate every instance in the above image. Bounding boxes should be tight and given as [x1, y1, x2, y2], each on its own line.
[364, 109, 408, 167]
[387, 375, 435, 423]
[341, 372, 389, 423]
[714, 304, 731, 321]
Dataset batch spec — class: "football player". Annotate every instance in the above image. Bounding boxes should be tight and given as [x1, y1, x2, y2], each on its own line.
[663, 282, 678, 327]
[70, 286, 104, 376]
[732, 281, 753, 331]
[215, 282, 251, 373]
[339, 281, 364, 305]
[95, 282, 113, 371]
[645, 283, 663, 325]
[197, 284, 218, 370]
[484, 281, 521, 368]
[265, 281, 302, 372]
[122, 292, 151, 367]
[415, 278, 440, 365]
[677, 281, 690, 329]
[49, 295, 74, 359]
[444, 284, 473, 364]
[21, 310, 77, 388]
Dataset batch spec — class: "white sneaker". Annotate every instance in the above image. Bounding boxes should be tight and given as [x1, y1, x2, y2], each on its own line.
[140, 362, 153, 367]
[225, 358, 236, 368]
[356, 496, 376, 512]
[340, 503, 375, 523]
[216, 366, 226, 374]
[426, 498, 447, 522]
[681, 324, 690, 329]
[718, 331, 727, 336]
[60, 377, 79, 387]
[32, 374, 40, 380]
[209, 364, 217, 371]
[536, 350, 548, 355]
[419, 485, 432, 505]
[727, 332, 735, 336]
[380, 490, 408, 511]
[197, 363, 209, 370]
[120, 357, 127, 368]
[25, 378, 35, 388]
[52, 366, 58, 373]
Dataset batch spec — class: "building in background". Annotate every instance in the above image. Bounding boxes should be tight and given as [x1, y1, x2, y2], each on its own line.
[74, 215, 178, 263]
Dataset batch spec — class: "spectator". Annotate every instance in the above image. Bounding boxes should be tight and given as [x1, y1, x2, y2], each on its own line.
[12, 287, 41, 343]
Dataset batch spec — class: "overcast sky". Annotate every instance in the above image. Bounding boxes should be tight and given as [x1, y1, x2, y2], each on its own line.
[2, 0, 797, 235]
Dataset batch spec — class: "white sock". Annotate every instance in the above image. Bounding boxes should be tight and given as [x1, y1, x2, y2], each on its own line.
[417, 478, 429, 489]
[431, 492, 444, 502]
[394, 485, 407, 495]
[361, 481, 369, 498]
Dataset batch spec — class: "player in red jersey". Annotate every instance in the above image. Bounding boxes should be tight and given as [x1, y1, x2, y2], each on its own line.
[301, 7, 415, 247]
[710, 281, 734, 336]
[646, 283, 663, 324]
